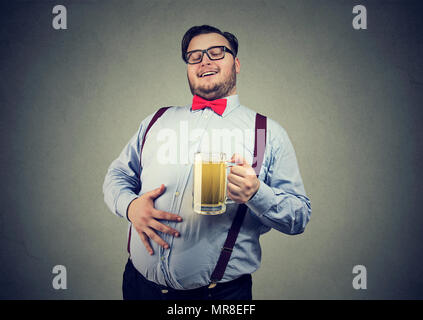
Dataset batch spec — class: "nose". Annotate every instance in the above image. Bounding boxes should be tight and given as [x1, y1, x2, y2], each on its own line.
[200, 51, 212, 66]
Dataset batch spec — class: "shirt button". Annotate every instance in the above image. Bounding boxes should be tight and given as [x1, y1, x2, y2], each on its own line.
[161, 256, 165, 261]
[175, 191, 180, 197]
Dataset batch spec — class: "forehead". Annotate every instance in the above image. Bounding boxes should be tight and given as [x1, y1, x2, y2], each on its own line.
[187, 33, 231, 51]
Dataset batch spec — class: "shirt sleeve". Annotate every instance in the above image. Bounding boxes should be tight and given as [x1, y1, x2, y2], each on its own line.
[246, 120, 312, 235]
[102, 114, 154, 221]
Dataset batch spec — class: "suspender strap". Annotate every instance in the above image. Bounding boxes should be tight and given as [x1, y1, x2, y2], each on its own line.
[210, 113, 267, 284]
[253, 113, 267, 176]
[127, 106, 170, 254]
[139, 106, 171, 174]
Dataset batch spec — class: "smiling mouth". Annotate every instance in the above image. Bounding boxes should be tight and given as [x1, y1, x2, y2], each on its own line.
[199, 71, 218, 78]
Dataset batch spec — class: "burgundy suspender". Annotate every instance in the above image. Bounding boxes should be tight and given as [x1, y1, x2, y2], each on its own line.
[127, 106, 170, 254]
[210, 113, 267, 285]
[139, 107, 171, 175]
[253, 114, 267, 176]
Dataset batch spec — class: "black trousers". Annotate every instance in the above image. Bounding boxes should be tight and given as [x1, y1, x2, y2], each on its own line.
[122, 258, 252, 300]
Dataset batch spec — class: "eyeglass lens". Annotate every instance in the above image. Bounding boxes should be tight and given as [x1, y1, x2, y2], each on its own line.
[187, 47, 225, 64]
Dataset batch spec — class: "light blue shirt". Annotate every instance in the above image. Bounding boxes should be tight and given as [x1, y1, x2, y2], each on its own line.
[103, 95, 311, 290]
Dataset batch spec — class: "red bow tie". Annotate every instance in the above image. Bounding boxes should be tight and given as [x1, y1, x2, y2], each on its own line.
[191, 95, 227, 116]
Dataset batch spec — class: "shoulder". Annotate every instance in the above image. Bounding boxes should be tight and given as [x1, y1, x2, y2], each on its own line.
[238, 104, 289, 140]
[152, 105, 190, 122]
[266, 116, 293, 154]
[239, 104, 292, 153]
[139, 105, 189, 127]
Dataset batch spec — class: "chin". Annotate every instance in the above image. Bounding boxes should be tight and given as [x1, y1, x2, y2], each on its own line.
[192, 85, 220, 99]
[189, 77, 236, 100]
[196, 89, 222, 100]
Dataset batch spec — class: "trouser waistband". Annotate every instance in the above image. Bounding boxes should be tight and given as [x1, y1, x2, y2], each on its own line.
[126, 258, 251, 297]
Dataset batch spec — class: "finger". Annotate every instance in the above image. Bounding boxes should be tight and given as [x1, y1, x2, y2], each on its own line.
[144, 227, 169, 249]
[138, 231, 154, 255]
[231, 164, 256, 177]
[230, 153, 247, 165]
[227, 190, 235, 201]
[146, 184, 166, 200]
[230, 165, 248, 178]
[153, 209, 183, 222]
[227, 181, 242, 196]
[227, 189, 242, 203]
[149, 219, 180, 237]
[227, 172, 245, 187]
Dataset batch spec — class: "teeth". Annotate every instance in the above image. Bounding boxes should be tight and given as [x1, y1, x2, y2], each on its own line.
[201, 71, 217, 77]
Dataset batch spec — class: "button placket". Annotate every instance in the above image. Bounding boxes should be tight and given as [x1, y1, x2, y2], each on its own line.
[160, 108, 214, 288]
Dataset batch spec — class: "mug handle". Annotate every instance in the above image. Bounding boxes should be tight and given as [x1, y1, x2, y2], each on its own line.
[225, 161, 240, 204]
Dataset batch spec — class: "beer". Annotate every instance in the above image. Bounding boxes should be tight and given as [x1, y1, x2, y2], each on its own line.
[193, 153, 233, 215]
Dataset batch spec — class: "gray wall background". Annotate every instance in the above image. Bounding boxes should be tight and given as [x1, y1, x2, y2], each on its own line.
[1, 0, 422, 299]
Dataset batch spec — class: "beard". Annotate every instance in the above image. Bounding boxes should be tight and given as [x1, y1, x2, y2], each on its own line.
[188, 63, 237, 101]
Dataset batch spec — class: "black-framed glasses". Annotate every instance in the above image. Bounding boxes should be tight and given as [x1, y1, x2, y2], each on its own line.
[185, 46, 235, 64]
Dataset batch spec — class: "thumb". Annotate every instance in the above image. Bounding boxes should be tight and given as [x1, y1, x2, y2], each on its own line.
[147, 184, 166, 199]
[230, 153, 247, 166]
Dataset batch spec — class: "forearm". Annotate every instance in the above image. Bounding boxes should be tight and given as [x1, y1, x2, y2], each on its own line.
[103, 161, 140, 219]
[246, 179, 311, 235]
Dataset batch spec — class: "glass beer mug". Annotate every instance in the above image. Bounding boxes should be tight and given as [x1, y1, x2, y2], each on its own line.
[192, 152, 235, 215]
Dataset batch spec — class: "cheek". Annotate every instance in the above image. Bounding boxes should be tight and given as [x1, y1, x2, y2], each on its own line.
[187, 67, 198, 78]
[188, 71, 198, 83]
[220, 63, 234, 77]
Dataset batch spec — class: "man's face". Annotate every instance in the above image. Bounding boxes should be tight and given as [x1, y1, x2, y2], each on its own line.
[187, 33, 241, 101]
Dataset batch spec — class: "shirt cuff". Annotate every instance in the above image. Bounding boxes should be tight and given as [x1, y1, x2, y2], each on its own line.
[117, 192, 139, 222]
[246, 181, 274, 217]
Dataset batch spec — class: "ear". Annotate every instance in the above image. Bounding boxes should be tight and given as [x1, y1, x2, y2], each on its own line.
[235, 57, 241, 74]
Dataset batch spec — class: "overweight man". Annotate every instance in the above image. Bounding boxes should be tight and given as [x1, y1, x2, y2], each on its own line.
[103, 25, 311, 300]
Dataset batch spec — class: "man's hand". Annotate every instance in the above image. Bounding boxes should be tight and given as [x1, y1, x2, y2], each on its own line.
[128, 184, 182, 255]
[227, 154, 260, 204]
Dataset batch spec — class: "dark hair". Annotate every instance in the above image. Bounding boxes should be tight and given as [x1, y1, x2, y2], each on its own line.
[181, 25, 238, 63]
